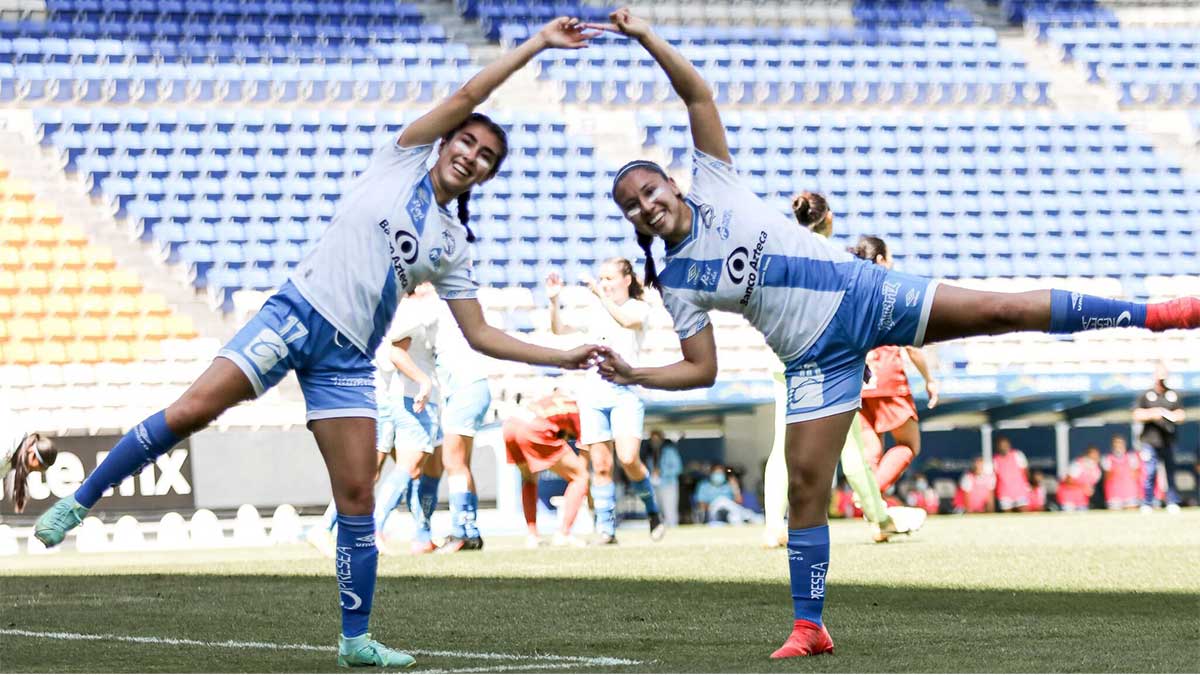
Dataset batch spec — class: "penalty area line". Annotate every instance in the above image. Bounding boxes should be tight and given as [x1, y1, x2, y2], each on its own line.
[0, 628, 643, 668]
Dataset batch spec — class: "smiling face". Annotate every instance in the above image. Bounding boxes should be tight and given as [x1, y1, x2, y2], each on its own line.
[613, 168, 690, 244]
[432, 121, 504, 198]
[597, 261, 629, 302]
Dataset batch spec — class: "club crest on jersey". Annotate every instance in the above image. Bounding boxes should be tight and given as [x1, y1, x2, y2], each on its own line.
[717, 210, 732, 240]
[407, 178, 432, 233]
[787, 363, 825, 410]
[441, 229, 456, 256]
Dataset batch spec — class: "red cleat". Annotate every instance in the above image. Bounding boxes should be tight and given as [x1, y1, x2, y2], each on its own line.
[770, 619, 834, 659]
[1147, 297, 1200, 331]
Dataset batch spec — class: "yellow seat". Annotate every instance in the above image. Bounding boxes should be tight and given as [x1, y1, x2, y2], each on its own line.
[66, 340, 101, 363]
[58, 225, 89, 248]
[82, 269, 112, 294]
[51, 247, 85, 271]
[3, 341, 36, 365]
[0, 296, 12, 319]
[35, 341, 68, 364]
[6, 179, 34, 202]
[0, 270, 17, 294]
[167, 314, 198, 339]
[110, 268, 142, 294]
[108, 316, 136, 341]
[22, 246, 53, 270]
[0, 223, 28, 246]
[4, 203, 32, 225]
[40, 317, 73, 342]
[137, 293, 170, 317]
[21, 269, 51, 294]
[12, 295, 45, 318]
[73, 317, 106, 342]
[110, 294, 139, 317]
[0, 247, 19, 270]
[27, 225, 60, 247]
[99, 340, 133, 363]
[77, 295, 111, 317]
[44, 295, 76, 317]
[82, 245, 117, 271]
[56, 269, 83, 295]
[139, 316, 168, 340]
[33, 203, 63, 226]
[7, 317, 39, 341]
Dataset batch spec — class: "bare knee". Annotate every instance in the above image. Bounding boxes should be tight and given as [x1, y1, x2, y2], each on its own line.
[334, 480, 375, 515]
[787, 465, 831, 514]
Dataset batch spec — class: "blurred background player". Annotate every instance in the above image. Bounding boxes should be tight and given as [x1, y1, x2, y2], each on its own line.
[2, 419, 58, 514]
[373, 284, 444, 554]
[1057, 447, 1102, 512]
[502, 388, 590, 548]
[1133, 363, 1185, 513]
[851, 236, 941, 496]
[992, 437, 1032, 512]
[546, 261, 664, 545]
[694, 464, 762, 525]
[1102, 434, 1143, 510]
[646, 429, 683, 527]
[955, 457, 996, 514]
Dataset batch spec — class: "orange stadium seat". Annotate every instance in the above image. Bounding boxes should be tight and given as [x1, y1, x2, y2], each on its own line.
[55, 269, 83, 294]
[0, 296, 12, 319]
[82, 245, 116, 270]
[3, 341, 37, 365]
[0, 270, 16, 294]
[77, 294, 110, 317]
[0, 247, 19, 270]
[52, 247, 85, 270]
[0, 224, 27, 246]
[137, 293, 170, 317]
[41, 317, 73, 342]
[82, 269, 112, 294]
[21, 269, 51, 294]
[110, 294, 139, 317]
[44, 295, 76, 317]
[26, 225, 59, 247]
[33, 203, 63, 226]
[99, 340, 133, 363]
[73, 317, 106, 341]
[23, 246, 53, 270]
[139, 316, 168, 340]
[110, 269, 142, 294]
[4, 203, 32, 225]
[57, 225, 89, 247]
[5, 180, 34, 202]
[35, 341, 68, 364]
[66, 340, 101, 364]
[167, 315, 198, 339]
[7, 317, 38, 341]
[108, 316, 136, 341]
[12, 295, 45, 318]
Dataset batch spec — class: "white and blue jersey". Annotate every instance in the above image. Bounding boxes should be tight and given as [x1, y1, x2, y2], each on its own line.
[434, 299, 493, 437]
[219, 135, 479, 421]
[658, 150, 939, 424]
[577, 298, 649, 445]
[382, 298, 443, 453]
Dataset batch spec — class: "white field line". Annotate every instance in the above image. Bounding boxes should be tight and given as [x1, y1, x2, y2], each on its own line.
[0, 628, 643, 669]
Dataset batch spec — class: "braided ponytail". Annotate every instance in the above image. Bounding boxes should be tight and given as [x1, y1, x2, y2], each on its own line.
[638, 233, 660, 292]
[456, 191, 476, 243]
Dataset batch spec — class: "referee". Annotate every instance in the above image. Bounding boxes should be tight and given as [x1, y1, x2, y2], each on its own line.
[1133, 363, 1185, 512]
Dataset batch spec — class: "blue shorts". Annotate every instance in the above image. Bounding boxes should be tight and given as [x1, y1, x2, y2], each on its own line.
[219, 281, 376, 422]
[441, 377, 491, 437]
[579, 383, 645, 446]
[783, 267, 938, 424]
[378, 397, 442, 453]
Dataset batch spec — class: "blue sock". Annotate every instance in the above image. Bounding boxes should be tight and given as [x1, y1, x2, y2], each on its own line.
[449, 490, 469, 538]
[1050, 290, 1146, 334]
[335, 513, 377, 639]
[372, 469, 410, 532]
[787, 526, 830, 625]
[593, 481, 616, 536]
[630, 476, 660, 516]
[411, 475, 439, 543]
[463, 491, 480, 538]
[75, 410, 179, 509]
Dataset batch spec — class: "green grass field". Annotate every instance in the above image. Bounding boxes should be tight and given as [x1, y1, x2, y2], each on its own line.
[3, 510, 1198, 673]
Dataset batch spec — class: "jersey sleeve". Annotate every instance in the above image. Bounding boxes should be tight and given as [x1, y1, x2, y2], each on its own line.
[662, 290, 710, 341]
[372, 133, 436, 177]
[686, 149, 739, 205]
[433, 257, 479, 301]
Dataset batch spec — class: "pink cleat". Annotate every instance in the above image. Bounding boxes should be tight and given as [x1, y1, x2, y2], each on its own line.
[770, 619, 834, 659]
[1147, 297, 1200, 331]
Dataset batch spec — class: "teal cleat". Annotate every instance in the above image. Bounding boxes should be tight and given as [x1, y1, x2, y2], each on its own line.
[337, 634, 416, 668]
[33, 495, 89, 548]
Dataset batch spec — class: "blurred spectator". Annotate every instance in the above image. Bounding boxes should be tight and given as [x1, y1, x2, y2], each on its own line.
[1057, 447, 1102, 511]
[955, 457, 996, 514]
[1133, 363, 1185, 512]
[993, 436, 1032, 512]
[1102, 434, 1142, 510]
[1027, 470, 1048, 512]
[645, 430, 683, 527]
[694, 464, 763, 525]
[904, 474, 940, 515]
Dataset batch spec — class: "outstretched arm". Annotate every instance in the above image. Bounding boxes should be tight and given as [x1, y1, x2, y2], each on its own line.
[398, 18, 597, 148]
[597, 323, 717, 390]
[446, 297, 598, 369]
[589, 8, 731, 163]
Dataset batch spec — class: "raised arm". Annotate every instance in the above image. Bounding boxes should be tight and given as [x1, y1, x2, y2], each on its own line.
[597, 323, 717, 390]
[545, 272, 577, 335]
[398, 18, 597, 148]
[590, 8, 731, 163]
[446, 297, 598, 369]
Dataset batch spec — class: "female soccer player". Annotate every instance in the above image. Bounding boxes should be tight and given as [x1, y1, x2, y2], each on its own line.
[764, 196, 924, 547]
[546, 260, 663, 545]
[33, 17, 603, 668]
[850, 235, 940, 494]
[501, 389, 590, 548]
[3, 421, 58, 513]
[588, 7, 1200, 658]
